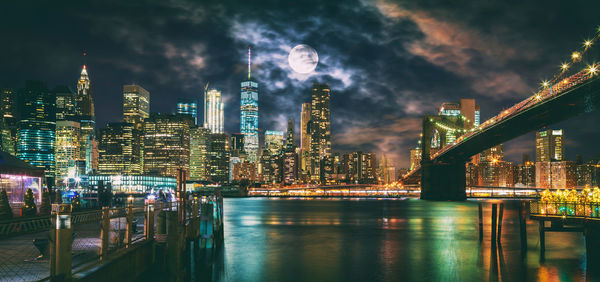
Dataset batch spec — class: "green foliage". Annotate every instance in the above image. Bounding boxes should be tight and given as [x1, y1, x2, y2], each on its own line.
[0, 189, 13, 220]
[39, 190, 51, 215]
[22, 188, 37, 217]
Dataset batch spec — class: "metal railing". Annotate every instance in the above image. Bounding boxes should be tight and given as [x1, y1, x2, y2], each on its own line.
[0, 194, 224, 281]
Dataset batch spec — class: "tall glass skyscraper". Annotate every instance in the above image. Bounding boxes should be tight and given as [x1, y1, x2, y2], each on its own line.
[16, 81, 56, 184]
[240, 47, 259, 162]
[310, 83, 332, 183]
[204, 84, 224, 134]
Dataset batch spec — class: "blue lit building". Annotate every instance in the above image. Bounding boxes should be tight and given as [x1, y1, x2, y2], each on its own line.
[240, 47, 259, 162]
[177, 98, 198, 125]
[16, 81, 56, 185]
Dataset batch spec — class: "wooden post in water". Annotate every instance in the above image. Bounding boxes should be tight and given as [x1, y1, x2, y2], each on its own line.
[519, 201, 528, 256]
[497, 203, 504, 244]
[478, 203, 483, 241]
[491, 204, 498, 245]
[539, 220, 545, 261]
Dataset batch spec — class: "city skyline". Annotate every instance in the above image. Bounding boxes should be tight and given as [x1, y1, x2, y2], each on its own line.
[2, 1, 600, 168]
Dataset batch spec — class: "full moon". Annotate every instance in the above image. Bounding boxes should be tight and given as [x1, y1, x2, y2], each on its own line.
[288, 44, 318, 74]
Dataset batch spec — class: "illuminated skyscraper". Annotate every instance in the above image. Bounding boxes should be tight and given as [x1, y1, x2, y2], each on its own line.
[16, 81, 56, 184]
[98, 123, 142, 175]
[54, 86, 77, 121]
[535, 129, 566, 188]
[190, 127, 211, 181]
[177, 98, 198, 125]
[204, 85, 224, 134]
[536, 129, 563, 162]
[142, 114, 190, 178]
[207, 133, 229, 183]
[1, 88, 17, 155]
[283, 118, 298, 185]
[300, 102, 311, 174]
[123, 84, 150, 124]
[240, 47, 259, 162]
[55, 120, 81, 187]
[76, 65, 96, 173]
[309, 83, 332, 183]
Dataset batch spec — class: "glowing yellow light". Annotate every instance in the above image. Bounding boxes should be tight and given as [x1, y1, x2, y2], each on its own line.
[572, 51, 581, 60]
[541, 80, 550, 88]
[535, 95, 541, 100]
[585, 40, 592, 47]
[589, 65, 598, 74]
[561, 63, 569, 70]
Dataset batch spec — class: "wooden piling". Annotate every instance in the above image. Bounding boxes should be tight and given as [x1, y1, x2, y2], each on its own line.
[497, 203, 504, 244]
[491, 204, 497, 244]
[519, 201, 528, 255]
[539, 220, 545, 260]
[478, 203, 483, 241]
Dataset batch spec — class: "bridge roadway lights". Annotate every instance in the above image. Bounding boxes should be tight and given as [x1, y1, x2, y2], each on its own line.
[420, 160, 467, 201]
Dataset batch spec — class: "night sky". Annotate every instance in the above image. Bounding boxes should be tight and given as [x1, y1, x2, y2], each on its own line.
[1, 0, 600, 168]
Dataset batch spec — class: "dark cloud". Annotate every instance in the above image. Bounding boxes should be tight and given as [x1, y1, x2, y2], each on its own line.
[1, 0, 600, 168]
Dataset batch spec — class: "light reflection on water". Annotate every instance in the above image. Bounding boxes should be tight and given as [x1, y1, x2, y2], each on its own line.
[209, 198, 592, 281]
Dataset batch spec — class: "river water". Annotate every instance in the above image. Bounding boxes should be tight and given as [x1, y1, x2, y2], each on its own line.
[205, 198, 593, 281]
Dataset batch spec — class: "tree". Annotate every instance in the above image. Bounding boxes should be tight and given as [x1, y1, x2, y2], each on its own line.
[22, 188, 37, 217]
[54, 189, 63, 204]
[71, 192, 81, 212]
[39, 190, 51, 215]
[0, 189, 13, 220]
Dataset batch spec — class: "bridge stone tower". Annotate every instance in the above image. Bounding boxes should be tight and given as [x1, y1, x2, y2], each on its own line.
[420, 115, 467, 200]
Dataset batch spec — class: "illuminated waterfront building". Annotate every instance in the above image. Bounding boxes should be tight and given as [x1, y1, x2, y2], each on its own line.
[203, 85, 224, 134]
[240, 47, 259, 162]
[265, 130, 283, 156]
[98, 123, 142, 175]
[230, 133, 245, 158]
[342, 151, 377, 184]
[88, 175, 176, 194]
[536, 129, 563, 162]
[536, 161, 576, 188]
[232, 162, 260, 182]
[259, 148, 281, 184]
[1, 88, 17, 155]
[282, 118, 298, 185]
[517, 161, 536, 187]
[142, 113, 190, 178]
[207, 133, 229, 183]
[481, 144, 503, 162]
[535, 129, 566, 188]
[55, 120, 81, 187]
[189, 127, 211, 181]
[309, 83, 332, 183]
[300, 102, 311, 175]
[54, 85, 77, 121]
[177, 98, 198, 125]
[16, 81, 56, 184]
[123, 84, 150, 125]
[76, 65, 96, 173]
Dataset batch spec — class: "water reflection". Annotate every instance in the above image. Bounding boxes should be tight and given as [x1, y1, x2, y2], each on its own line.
[209, 198, 592, 281]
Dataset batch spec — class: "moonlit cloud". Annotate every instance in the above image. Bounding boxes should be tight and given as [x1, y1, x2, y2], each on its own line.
[1, 0, 600, 168]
